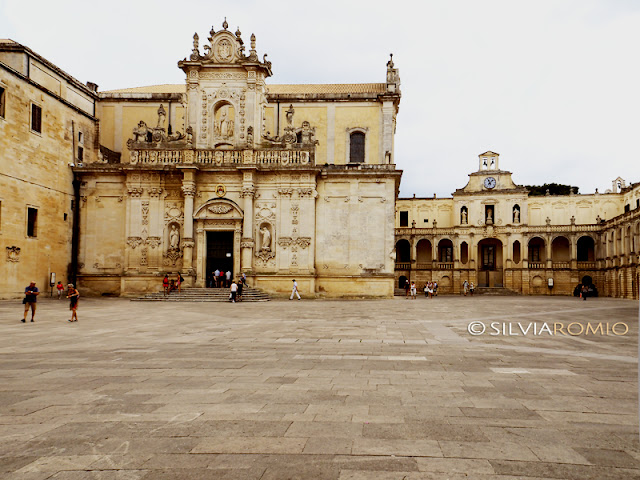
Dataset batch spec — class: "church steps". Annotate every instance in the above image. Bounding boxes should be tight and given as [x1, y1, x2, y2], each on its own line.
[132, 287, 270, 302]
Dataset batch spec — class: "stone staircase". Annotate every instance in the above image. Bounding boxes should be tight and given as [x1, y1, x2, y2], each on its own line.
[394, 287, 519, 296]
[473, 287, 520, 296]
[132, 287, 270, 302]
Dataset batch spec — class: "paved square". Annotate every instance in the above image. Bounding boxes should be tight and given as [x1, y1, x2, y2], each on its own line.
[0, 295, 638, 479]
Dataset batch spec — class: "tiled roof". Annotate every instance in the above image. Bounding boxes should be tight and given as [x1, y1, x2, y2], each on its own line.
[102, 84, 186, 94]
[102, 83, 386, 95]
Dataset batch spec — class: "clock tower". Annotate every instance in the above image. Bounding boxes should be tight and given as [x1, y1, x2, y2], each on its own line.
[454, 151, 527, 194]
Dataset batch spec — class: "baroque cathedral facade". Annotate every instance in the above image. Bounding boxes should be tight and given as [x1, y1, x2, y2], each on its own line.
[0, 22, 638, 299]
[0, 22, 401, 298]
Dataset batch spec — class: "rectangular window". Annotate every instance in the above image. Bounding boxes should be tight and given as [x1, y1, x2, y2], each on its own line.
[27, 207, 38, 237]
[78, 131, 83, 144]
[624, 204, 630, 213]
[0, 86, 5, 118]
[31, 104, 42, 133]
[399, 211, 408, 227]
[78, 146, 84, 162]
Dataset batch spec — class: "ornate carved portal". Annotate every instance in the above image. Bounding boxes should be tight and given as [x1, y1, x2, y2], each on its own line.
[193, 198, 245, 287]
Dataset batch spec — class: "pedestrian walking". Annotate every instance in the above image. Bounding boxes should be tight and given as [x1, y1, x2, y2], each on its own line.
[410, 281, 417, 299]
[175, 273, 182, 293]
[67, 284, 79, 322]
[237, 279, 243, 301]
[581, 284, 588, 301]
[463, 280, 469, 296]
[162, 274, 169, 296]
[230, 279, 238, 303]
[214, 269, 220, 288]
[469, 282, 475, 296]
[22, 281, 39, 323]
[219, 270, 225, 288]
[241, 272, 247, 286]
[404, 279, 410, 299]
[56, 281, 65, 299]
[226, 270, 231, 289]
[290, 279, 301, 300]
[433, 281, 439, 296]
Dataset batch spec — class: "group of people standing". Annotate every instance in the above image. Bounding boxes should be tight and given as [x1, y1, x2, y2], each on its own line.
[403, 279, 439, 299]
[211, 269, 233, 288]
[162, 273, 184, 296]
[21, 281, 79, 323]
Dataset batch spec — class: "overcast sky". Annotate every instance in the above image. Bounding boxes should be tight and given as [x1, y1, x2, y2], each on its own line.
[2, 0, 639, 197]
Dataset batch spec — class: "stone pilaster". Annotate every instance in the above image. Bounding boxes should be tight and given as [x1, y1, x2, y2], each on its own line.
[181, 177, 196, 274]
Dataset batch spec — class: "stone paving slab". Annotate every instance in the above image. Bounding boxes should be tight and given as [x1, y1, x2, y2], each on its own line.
[0, 295, 638, 479]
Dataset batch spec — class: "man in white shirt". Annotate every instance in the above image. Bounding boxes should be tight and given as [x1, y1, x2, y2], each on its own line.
[226, 270, 231, 287]
[290, 279, 301, 300]
[214, 269, 220, 288]
[230, 280, 238, 303]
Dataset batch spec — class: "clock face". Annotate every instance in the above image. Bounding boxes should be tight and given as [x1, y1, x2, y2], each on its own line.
[484, 177, 496, 189]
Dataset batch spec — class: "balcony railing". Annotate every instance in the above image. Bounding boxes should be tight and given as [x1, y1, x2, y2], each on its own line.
[436, 262, 454, 269]
[577, 261, 596, 269]
[528, 262, 545, 269]
[128, 147, 315, 167]
[552, 262, 570, 269]
[415, 262, 433, 270]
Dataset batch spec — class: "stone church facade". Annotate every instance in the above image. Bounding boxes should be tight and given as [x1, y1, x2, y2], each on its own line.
[395, 152, 640, 299]
[75, 22, 402, 297]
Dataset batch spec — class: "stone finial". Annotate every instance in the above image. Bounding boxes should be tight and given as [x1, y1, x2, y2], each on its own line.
[191, 33, 200, 60]
[251, 33, 256, 50]
[387, 53, 394, 69]
[235, 27, 242, 38]
[222, 17, 228, 30]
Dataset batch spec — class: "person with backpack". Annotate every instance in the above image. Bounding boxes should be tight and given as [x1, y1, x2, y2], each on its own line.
[175, 273, 183, 293]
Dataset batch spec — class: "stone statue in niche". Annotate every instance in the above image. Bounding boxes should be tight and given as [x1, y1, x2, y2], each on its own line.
[215, 106, 235, 138]
[513, 207, 520, 223]
[486, 208, 493, 224]
[169, 224, 180, 250]
[461, 209, 468, 224]
[260, 226, 272, 251]
[247, 126, 254, 144]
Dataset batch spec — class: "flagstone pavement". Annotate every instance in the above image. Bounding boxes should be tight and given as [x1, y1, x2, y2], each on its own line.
[0, 295, 638, 479]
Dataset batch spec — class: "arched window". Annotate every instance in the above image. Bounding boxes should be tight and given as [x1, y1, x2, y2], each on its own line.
[513, 240, 521, 264]
[349, 131, 365, 163]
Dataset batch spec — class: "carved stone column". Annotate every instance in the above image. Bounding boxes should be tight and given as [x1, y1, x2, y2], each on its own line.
[181, 179, 196, 275]
[240, 174, 256, 273]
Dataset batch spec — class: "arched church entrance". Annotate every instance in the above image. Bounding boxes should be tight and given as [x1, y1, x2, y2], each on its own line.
[193, 198, 244, 288]
[477, 238, 503, 287]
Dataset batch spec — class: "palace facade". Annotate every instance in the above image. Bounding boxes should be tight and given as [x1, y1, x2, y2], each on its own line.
[394, 152, 640, 299]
